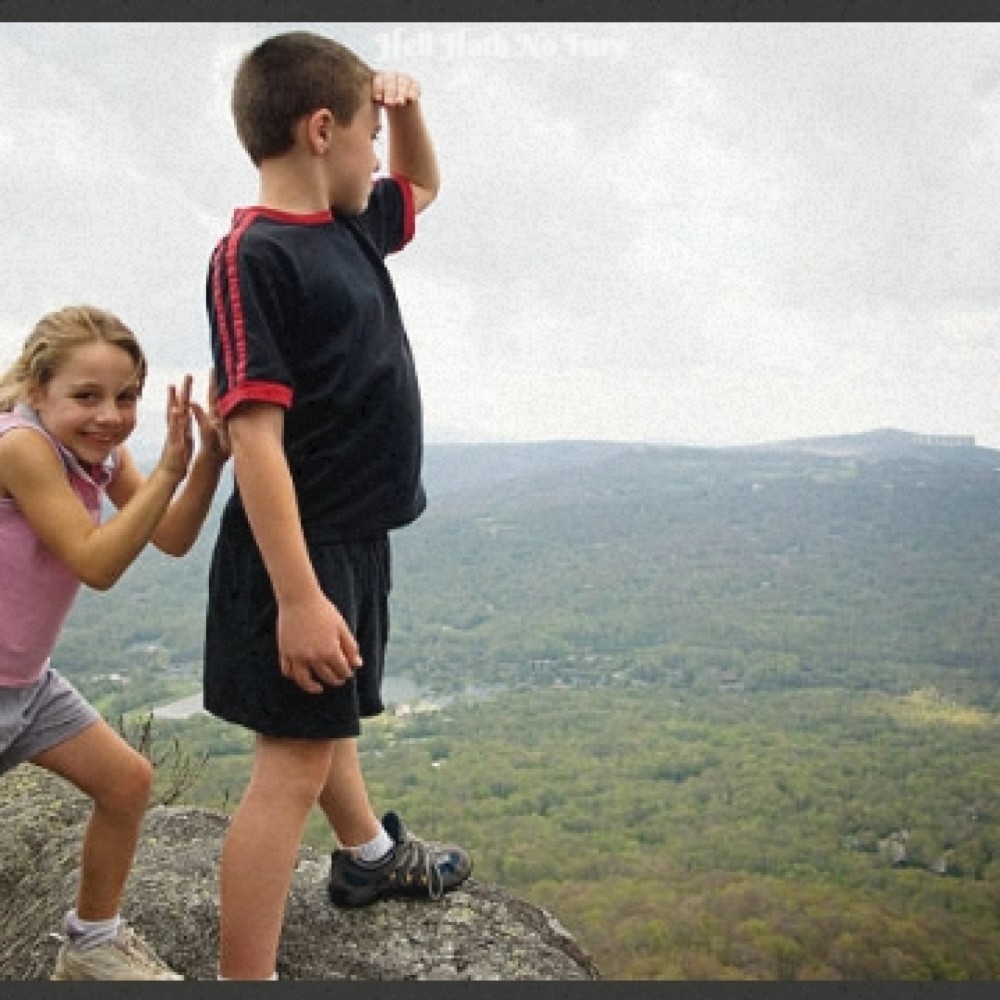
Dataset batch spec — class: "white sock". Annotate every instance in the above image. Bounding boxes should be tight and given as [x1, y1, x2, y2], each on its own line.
[64, 909, 121, 950]
[353, 824, 394, 865]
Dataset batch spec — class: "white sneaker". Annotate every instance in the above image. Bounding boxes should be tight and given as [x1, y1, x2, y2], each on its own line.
[51, 923, 182, 980]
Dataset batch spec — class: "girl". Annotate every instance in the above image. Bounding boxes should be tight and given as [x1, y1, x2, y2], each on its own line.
[0, 304, 227, 980]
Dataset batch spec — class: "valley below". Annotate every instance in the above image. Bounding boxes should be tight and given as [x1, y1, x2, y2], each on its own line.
[45, 432, 1000, 979]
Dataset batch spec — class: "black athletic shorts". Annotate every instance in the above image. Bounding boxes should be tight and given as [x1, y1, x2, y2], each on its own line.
[203, 519, 390, 739]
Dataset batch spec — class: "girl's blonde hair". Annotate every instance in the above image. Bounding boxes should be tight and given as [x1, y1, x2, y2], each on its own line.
[0, 305, 147, 412]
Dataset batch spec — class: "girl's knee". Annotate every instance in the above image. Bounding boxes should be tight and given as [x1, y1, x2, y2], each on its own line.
[119, 749, 154, 800]
[95, 749, 154, 814]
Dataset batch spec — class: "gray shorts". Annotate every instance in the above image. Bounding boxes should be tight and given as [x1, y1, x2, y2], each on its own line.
[0, 669, 100, 775]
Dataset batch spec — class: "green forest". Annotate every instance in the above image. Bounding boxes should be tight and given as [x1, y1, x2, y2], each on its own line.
[44, 434, 1000, 979]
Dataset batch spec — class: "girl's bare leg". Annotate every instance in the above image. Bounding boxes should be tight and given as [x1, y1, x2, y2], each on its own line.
[33, 720, 154, 920]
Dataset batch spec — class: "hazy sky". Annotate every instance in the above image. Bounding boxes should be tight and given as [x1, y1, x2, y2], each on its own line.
[1, 22, 998, 450]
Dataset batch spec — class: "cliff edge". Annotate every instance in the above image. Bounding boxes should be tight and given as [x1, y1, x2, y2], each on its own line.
[0, 769, 600, 980]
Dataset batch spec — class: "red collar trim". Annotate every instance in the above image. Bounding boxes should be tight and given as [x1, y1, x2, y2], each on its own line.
[232, 206, 334, 226]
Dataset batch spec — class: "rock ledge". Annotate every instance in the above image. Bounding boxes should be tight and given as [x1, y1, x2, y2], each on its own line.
[0, 770, 600, 980]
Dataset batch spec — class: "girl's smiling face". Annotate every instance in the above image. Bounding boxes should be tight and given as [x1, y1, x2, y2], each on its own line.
[28, 341, 142, 466]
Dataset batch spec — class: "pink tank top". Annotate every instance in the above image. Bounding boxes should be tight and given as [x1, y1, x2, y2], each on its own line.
[0, 406, 117, 687]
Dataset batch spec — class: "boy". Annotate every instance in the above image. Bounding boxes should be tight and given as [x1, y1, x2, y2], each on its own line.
[203, 31, 471, 980]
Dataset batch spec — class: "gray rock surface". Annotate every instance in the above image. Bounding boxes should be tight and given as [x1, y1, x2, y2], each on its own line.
[0, 769, 600, 980]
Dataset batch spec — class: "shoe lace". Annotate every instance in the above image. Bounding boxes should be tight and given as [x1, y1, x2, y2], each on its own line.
[393, 835, 446, 901]
[114, 925, 175, 973]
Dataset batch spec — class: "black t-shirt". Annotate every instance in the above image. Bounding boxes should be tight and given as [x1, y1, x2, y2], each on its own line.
[207, 176, 426, 543]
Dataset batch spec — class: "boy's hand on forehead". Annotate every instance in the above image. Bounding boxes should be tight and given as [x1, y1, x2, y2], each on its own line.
[372, 71, 421, 107]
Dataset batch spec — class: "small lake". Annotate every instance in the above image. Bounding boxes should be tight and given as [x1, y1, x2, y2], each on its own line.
[151, 674, 425, 721]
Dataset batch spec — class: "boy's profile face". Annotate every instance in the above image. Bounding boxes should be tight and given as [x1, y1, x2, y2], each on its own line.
[325, 87, 382, 215]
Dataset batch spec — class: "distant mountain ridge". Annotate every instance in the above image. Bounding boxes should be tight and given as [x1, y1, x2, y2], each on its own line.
[745, 428, 996, 464]
[128, 428, 998, 501]
[419, 429, 998, 503]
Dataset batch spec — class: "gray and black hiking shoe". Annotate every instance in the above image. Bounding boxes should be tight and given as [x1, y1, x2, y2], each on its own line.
[327, 811, 472, 908]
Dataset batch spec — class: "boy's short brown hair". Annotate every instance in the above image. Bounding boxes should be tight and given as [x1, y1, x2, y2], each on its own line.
[232, 31, 373, 166]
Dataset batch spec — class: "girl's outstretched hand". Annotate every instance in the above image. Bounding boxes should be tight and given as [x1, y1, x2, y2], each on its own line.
[190, 369, 230, 463]
[158, 374, 195, 482]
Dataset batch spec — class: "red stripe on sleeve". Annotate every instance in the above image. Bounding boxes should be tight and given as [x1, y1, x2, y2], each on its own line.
[210, 208, 261, 401]
[217, 381, 293, 418]
[224, 209, 259, 391]
[391, 174, 416, 252]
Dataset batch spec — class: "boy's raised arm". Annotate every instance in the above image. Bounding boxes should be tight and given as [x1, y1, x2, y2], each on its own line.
[374, 71, 439, 213]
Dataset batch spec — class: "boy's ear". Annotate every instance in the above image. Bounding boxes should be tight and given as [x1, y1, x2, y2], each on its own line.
[302, 108, 336, 155]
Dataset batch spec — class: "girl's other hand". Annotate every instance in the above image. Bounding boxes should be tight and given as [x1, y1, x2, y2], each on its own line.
[190, 369, 230, 462]
[158, 374, 194, 482]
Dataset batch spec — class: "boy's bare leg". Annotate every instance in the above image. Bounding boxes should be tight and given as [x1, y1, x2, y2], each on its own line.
[33, 720, 154, 920]
[219, 735, 335, 980]
[317, 736, 381, 848]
